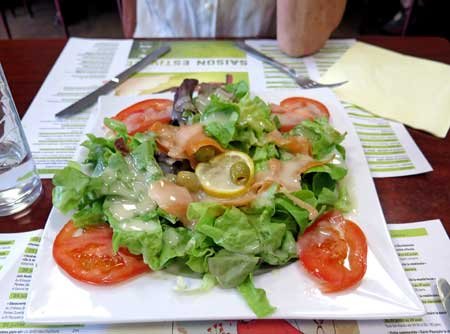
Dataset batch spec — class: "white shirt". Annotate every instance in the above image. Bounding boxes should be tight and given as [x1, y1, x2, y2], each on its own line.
[134, 0, 276, 38]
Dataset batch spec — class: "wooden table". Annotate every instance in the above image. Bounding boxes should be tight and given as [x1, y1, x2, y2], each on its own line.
[0, 36, 449, 234]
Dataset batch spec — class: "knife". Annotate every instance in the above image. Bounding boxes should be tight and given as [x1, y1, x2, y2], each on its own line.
[437, 278, 450, 319]
[55, 44, 171, 117]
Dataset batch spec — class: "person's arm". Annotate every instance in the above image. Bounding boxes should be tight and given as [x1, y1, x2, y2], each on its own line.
[121, 0, 137, 38]
[276, 0, 347, 56]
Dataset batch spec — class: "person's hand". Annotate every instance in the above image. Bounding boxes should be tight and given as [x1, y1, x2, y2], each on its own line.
[277, 0, 347, 56]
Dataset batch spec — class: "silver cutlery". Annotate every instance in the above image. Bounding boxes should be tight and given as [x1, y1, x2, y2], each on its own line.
[55, 45, 171, 117]
[235, 41, 347, 89]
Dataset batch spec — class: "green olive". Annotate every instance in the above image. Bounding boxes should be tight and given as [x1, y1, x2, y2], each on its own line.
[230, 161, 250, 185]
[176, 171, 201, 192]
[194, 146, 216, 162]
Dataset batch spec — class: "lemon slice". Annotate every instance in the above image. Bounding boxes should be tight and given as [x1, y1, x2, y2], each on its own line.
[195, 151, 255, 198]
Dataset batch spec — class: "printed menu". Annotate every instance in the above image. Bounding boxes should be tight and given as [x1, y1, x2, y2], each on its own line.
[359, 220, 450, 334]
[0, 220, 448, 333]
[21, 39, 132, 178]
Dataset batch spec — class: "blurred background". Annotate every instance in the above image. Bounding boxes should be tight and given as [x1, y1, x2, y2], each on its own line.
[0, 0, 448, 40]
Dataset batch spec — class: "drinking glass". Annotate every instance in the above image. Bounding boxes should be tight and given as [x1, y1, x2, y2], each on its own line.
[0, 64, 42, 216]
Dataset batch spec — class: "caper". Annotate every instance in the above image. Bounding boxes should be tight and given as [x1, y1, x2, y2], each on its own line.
[230, 161, 250, 185]
[176, 171, 201, 192]
[194, 145, 216, 162]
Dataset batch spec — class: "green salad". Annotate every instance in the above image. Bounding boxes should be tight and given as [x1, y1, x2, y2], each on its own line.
[52, 80, 351, 317]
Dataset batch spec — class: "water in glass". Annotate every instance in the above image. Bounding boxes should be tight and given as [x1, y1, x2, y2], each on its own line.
[0, 65, 42, 216]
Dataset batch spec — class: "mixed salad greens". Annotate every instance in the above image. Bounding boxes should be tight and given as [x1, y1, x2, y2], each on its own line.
[52, 80, 357, 317]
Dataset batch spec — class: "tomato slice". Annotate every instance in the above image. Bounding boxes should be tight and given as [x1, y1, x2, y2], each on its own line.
[53, 221, 150, 285]
[297, 210, 367, 292]
[271, 97, 330, 132]
[112, 99, 173, 135]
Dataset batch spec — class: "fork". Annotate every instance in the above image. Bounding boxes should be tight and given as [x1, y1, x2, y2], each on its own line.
[235, 41, 347, 89]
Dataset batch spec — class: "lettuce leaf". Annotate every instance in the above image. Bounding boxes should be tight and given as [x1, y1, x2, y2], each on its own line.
[174, 274, 216, 294]
[187, 202, 225, 226]
[224, 81, 249, 101]
[188, 201, 299, 284]
[198, 90, 276, 153]
[196, 206, 261, 255]
[251, 143, 280, 172]
[184, 232, 215, 273]
[274, 194, 311, 233]
[71, 201, 105, 227]
[290, 118, 346, 159]
[104, 118, 128, 138]
[261, 230, 297, 265]
[107, 199, 216, 273]
[111, 216, 164, 270]
[81, 134, 116, 176]
[52, 166, 91, 213]
[201, 96, 239, 147]
[160, 225, 214, 273]
[238, 274, 276, 317]
[159, 226, 193, 267]
[317, 185, 351, 212]
[237, 95, 275, 142]
[130, 140, 163, 181]
[301, 163, 350, 213]
[250, 208, 297, 265]
[208, 249, 259, 288]
[52, 121, 163, 228]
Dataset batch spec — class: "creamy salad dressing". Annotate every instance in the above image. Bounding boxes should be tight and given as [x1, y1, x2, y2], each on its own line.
[101, 168, 133, 197]
[119, 218, 160, 232]
[103, 153, 161, 230]
[108, 197, 156, 221]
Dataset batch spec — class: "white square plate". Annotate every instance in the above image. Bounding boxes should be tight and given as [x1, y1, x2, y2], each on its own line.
[25, 89, 425, 324]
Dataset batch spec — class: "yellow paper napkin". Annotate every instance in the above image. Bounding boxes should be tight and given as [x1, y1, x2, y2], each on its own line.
[321, 41, 450, 138]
